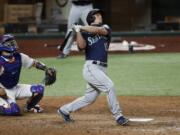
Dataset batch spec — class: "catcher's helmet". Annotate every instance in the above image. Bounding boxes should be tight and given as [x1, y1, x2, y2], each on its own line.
[86, 9, 103, 25]
[0, 34, 18, 52]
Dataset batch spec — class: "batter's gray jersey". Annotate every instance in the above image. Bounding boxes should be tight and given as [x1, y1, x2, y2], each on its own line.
[62, 0, 93, 55]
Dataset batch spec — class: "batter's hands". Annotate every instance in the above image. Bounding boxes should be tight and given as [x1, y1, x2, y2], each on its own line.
[73, 24, 82, 32]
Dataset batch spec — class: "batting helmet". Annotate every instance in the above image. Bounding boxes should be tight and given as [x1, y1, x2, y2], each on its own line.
[86, 9, 103, 25]
[0, 34, 18, 52]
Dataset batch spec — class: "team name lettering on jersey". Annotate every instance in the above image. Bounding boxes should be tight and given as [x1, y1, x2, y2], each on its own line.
[87, 35, 101, 46]
[87, 35, 108, 46]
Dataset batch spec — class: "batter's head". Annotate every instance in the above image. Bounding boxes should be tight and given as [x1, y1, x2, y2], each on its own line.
[0, 34, 18, 53]
[86, 9, 103, 25]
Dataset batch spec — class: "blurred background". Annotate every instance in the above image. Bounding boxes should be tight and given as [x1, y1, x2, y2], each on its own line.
[0, 0, 180, 34]
[0, 0, 180, 57]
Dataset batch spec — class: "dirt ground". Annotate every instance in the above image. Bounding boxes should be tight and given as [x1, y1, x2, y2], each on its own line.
[0, 96, 180, 135]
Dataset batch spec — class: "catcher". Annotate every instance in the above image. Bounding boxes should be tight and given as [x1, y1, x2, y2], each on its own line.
[0, 34, 56, 116]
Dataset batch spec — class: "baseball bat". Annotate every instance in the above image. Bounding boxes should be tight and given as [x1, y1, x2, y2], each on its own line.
[59, 29, 73, 51]
[43, 29, 73, 50]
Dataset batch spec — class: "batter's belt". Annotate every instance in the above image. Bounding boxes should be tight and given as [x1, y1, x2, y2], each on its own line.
[92, 61, 107, 67]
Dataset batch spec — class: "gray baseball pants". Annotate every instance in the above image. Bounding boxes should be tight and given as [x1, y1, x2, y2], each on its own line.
[60, 60, 123, 120]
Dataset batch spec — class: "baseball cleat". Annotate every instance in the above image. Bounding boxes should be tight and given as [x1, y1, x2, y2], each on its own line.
[57, 109, 74, 122]
[116, 116, 129, 126]
[24, 104, 44, 113]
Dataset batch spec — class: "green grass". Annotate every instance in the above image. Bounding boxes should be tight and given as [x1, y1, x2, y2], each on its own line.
[20, 53, 180, 96]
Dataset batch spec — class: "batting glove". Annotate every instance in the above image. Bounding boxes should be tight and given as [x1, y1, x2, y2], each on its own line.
[73, 24, 82, 32]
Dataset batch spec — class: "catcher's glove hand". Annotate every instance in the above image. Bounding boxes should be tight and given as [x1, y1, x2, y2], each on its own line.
[44, 68, 56, 86]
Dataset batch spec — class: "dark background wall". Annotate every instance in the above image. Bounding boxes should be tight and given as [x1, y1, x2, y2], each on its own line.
[94, 0, 151, 31]
[152, 0, 180, 23]
[1, 0, 180, 32]
[93, 0, 180, 31]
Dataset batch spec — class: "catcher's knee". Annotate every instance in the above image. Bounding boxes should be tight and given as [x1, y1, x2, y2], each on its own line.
[30, 84, 44, 95]
[0, 102, 20, 116]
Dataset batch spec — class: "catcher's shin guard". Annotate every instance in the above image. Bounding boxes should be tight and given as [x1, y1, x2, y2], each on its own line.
[26, 84, 44, 111]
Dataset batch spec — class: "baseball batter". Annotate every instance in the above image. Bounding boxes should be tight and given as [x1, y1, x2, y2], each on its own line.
[0, 34, 53, 116]
[58, 9, 129, 125]
[58, 0, 93, 58]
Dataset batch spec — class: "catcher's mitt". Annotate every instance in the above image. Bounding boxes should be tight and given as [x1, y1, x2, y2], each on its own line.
[44, 68, 56, 86]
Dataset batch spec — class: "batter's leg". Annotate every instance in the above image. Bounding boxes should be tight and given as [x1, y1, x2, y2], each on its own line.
[60, 84, 100, 114]
[83, 63, 123, 120]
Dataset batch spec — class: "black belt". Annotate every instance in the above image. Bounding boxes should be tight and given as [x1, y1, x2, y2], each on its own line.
[72, 1, 92, 6]
[92, 61, 107, 67]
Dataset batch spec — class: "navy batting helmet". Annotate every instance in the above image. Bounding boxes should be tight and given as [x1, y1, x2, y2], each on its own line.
[0, 34, 18, 52]
[86, 9, 103, 25]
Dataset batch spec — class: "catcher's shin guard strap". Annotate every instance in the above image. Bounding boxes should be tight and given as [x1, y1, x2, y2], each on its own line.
[26, 93, 43, 110]
[30, 84, 44, 94]
[0, 103, 20, 116]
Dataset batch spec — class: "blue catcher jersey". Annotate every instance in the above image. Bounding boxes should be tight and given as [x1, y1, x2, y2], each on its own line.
[82, 24, 111, 63]
[0, 53, 22, 89]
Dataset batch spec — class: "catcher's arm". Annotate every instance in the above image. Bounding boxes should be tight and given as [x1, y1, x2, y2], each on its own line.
[33, 60, 47, 71]
[33, 60, 57, 86]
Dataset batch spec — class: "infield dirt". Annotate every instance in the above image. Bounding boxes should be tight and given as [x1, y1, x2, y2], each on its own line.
[0, 96, 180, 135]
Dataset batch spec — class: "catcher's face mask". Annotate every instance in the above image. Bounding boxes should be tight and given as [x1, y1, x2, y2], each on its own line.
[0, 34, 18, 53]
